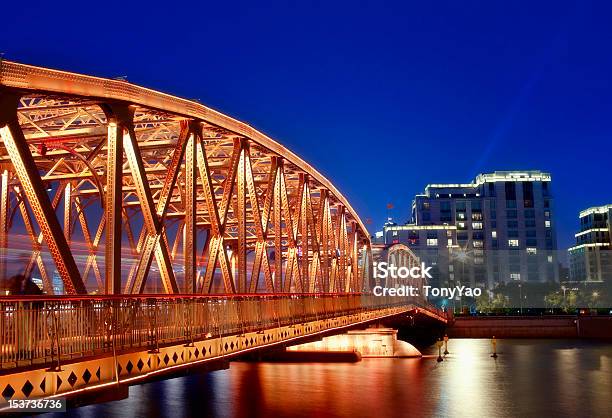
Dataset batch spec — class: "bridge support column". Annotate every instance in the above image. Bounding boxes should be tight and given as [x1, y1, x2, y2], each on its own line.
[184, 129, 197, 293]
[103, 106, 128, 295]
[0, 169, 9, 281]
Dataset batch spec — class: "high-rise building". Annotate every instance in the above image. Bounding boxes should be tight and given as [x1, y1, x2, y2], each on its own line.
[383, 171, 558, 290]
[568, 204, 612, 283]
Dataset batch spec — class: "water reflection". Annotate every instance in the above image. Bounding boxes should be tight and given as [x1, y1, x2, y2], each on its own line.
[45, 339, 612, 418]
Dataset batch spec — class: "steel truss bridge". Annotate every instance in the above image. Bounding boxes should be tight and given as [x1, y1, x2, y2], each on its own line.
[0, 61, 446, 407]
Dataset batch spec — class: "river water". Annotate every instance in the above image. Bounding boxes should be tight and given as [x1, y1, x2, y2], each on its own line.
[44, 339, 612, 418]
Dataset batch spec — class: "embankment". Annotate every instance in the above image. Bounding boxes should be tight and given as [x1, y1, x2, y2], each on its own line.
[447, 316, 612, 339]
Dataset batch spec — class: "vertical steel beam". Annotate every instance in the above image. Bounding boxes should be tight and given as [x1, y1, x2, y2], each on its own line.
[0, 93, 86, 294]
[0, 170, 9, 280]
[365, 241, 374, 290]
[184, 132, 197, 293]
[298, 174, 309, 291]
[337, 206, 348, 292]
[272, 158, 283, 291]
[104, 114, 124, 294]
[349, 221, 360, 291]
[318, 190, 330, 292]
[236, 140, 247, 293]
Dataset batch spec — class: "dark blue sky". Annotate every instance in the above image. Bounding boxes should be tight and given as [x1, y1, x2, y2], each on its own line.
[1, 0, 611, 251]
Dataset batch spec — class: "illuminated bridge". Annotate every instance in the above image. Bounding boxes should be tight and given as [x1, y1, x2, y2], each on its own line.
[0, 61, 446, 407]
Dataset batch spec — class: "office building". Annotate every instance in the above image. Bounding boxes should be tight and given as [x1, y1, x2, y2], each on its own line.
[382, 171, 558, 289]
[568, 204, 612, 283]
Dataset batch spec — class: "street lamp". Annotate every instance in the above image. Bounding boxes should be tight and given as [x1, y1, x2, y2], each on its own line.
[561, 285, 567, 308]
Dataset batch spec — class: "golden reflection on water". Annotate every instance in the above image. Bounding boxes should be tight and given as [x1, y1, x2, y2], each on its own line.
[45, 339, 612, 418]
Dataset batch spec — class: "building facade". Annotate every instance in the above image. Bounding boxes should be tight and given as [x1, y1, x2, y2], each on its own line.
[382, 171, 558, 290]
[568, 204, 612, 283]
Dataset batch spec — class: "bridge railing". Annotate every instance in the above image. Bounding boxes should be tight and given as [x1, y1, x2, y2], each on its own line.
[0, 294, 413, 370]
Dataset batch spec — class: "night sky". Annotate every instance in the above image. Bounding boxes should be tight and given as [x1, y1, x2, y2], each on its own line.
[1, 1, 611, 253]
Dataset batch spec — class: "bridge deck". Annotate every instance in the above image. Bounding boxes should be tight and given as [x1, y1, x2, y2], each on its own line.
[0, 294, 445, 408]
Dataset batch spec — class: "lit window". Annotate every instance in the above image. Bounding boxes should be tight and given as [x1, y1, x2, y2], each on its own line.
[492, 231, 497, 239]
[473, 241, 483, 248]
[472, 222, 483, 230]
[447, 239, 453, 247]
[457, 222, 466, 229]
[545, 220, 551, 228]
[510, 273, 521, 280]
[547, 255, 553, 263]
[508, 239, 519, 247]
[527, 248, 537, 255]
[427, 238, 438, 246]
[449, 265, 454, 272]
[457, 213, 466, 220]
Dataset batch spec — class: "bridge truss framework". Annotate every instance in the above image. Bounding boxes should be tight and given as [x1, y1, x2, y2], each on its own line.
[0, 60, 373, 295]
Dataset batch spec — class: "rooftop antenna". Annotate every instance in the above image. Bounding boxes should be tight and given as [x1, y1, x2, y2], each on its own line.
[113, 75, 128, 82]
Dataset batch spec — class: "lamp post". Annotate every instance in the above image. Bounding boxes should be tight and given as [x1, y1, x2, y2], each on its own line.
[518, 282, 523, 314]
[561, 285, 567, 311]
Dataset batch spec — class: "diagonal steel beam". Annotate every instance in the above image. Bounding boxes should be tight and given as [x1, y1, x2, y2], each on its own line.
[125, 122, 184, 294]
[197, 134, 236, 293]
[128, 122, 190, 293]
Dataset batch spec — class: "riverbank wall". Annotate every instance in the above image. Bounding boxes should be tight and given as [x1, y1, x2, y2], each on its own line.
[447, 316, 612, 339]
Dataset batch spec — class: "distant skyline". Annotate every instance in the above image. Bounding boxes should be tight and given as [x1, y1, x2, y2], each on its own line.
[394, 170, 610, 253]
[1, 0, 611, 251]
